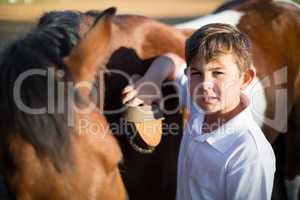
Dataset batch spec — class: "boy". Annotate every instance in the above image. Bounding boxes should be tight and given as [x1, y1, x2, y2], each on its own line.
[122, 23, 275, 200]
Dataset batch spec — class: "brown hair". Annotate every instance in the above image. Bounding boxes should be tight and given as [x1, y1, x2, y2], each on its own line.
[185, 23, 252, 72]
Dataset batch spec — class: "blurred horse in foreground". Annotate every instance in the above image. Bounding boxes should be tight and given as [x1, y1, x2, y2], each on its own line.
[0, 8, 126, 200]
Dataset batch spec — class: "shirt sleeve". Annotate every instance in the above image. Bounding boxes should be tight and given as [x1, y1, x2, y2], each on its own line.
[225, 157, 275, 200]
[174, 62, 188, 107]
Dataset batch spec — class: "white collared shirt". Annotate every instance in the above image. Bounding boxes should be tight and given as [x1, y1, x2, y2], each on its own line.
[175, 64, 276, 200]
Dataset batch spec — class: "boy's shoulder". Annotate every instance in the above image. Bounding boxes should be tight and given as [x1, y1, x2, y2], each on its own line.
[223, 96, 274, 160]
[225, 122, 275, 169]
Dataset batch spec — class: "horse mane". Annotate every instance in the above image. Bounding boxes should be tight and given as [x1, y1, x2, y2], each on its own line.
[0, 10, 82, 169]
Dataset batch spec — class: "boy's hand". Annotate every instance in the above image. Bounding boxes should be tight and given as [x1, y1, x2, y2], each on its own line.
[122, 76, 162, 106]
[122, 53, 184, 106]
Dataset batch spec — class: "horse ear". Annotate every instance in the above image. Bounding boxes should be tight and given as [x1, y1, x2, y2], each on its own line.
[65, 7, 115, 83]
[94, 7, 117, 23]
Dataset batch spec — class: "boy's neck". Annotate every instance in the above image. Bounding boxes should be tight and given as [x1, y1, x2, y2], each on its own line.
[202, 100, 247, 134]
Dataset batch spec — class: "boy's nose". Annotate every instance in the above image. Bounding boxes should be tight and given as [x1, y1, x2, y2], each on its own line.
[201, 81, 215, 91]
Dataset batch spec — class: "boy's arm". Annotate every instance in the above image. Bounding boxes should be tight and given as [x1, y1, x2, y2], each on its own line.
[122, 53, 185, 106]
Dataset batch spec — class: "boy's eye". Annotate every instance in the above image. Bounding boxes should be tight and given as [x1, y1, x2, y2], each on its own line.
[184, 68, 203, 76]
[212, 71, 225, 76]
[190, 71, 202, 76]
[188, 69, 203, 76]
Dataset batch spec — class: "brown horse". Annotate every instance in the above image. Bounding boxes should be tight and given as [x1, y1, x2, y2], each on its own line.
[99, 11, 188, 200]
[0, 8, 126, 200]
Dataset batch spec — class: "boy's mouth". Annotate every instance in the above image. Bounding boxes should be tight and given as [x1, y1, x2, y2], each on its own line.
[199, 95, 219, 103]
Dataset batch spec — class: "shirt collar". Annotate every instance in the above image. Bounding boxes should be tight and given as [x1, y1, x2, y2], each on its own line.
[191, 94, 253, 153]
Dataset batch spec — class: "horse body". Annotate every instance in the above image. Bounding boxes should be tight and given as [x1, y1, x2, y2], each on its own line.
[102, 14, 188, 200]
[0, 8, 126, 200]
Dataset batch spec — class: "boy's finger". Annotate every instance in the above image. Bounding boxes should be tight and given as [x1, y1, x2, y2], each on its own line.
[126, 98, 144, 107]
[122, 85, 134, 94]
[122, 90, 137, 104]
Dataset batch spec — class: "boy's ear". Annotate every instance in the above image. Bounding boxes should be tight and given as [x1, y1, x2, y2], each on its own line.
[240, 67, 256, 90]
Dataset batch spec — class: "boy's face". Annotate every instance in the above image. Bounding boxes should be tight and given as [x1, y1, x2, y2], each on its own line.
[188, 53, 252, 114]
